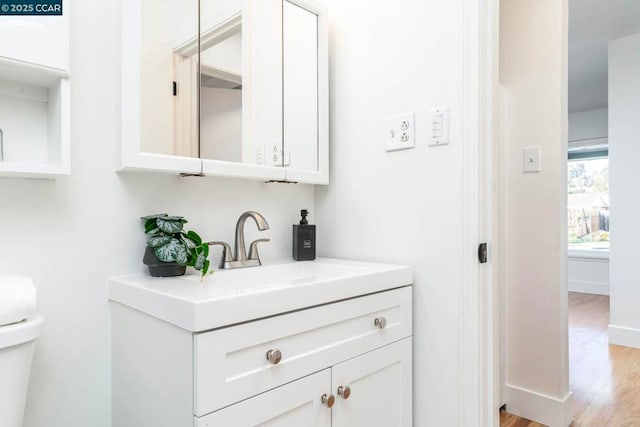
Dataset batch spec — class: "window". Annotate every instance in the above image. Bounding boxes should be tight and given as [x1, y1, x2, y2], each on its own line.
[568, 155, 609, 249]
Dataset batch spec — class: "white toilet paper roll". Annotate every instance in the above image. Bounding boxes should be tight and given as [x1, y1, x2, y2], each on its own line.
[0, 275, 37, 326]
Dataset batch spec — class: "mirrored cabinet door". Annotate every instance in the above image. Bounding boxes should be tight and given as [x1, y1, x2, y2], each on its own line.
[199, 0, 287, 180]
[199, 0, 327, 183]
[282, 0, 328, 184]
[121, 0, 328, 182]
[122, 0, 202, 174]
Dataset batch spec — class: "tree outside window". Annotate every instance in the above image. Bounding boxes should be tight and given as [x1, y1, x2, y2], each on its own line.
[568, 157, 609, 248]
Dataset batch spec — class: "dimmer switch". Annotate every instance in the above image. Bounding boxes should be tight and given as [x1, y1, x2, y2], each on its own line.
[429, 107, 449, 146]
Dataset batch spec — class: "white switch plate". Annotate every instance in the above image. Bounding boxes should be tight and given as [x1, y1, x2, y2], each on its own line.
[385, 112, 415, 152]
[523, 146, 541, 173]
[428, 107, 450, 146]
[255, 143, 265, 164]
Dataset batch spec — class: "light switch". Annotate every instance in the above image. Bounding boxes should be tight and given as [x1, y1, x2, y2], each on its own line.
[523, 146, 541, 173]
[429, 107, 449, 146]
[255, 144, 265, 164]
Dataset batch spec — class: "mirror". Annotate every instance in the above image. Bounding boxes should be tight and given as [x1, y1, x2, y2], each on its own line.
[127, 0, 327, 182]
[139, 0, 199, 158]
[283, 0, 319, 172]
[199, 1, 245, 163]
[199, 0, 321, 172]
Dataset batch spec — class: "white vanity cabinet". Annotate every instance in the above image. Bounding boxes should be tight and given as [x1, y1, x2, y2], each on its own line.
[110, 259, 413, 427]
[197, 369, 333, 426]
[198, 339, 412, 427]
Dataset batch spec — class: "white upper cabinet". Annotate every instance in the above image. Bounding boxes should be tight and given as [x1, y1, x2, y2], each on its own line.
[0, 7, 69, 71]
[121, 0, 329, 184]
[0, 1, 70, 179]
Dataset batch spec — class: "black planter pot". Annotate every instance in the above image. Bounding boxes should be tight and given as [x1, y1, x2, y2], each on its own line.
[143, 247, 187, 277]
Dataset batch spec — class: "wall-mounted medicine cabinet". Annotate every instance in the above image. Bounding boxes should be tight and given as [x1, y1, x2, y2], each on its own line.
[120, 0, 328, 184]
[0, 4, 71, 179]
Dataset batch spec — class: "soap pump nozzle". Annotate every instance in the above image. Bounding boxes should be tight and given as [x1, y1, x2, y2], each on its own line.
[300, 209, 309, 225]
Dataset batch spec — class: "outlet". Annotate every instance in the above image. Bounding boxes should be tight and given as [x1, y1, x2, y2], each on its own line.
[385, 112, 415, 152]
[269, 141, 282, 165]
[269, 140, 290, 166]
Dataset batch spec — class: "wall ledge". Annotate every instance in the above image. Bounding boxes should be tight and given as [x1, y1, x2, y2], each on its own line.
[505, 384, 572, 427]
[609, 325, 640, 349]
[568, 248, 609, 260]
[568, 280, 609, 296]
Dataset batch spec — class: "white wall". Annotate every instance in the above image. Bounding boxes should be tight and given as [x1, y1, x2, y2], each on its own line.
[568, 254, 609, 295]
[499, 1, 571, 426]
[200, 87, 243, 162]
[0, 1, 314, 426]
[314, 0, 465, 424]
[568, 107, 607, 149]
[608, 33, 640, 349]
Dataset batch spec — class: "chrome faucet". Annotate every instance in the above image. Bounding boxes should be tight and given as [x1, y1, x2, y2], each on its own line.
[208, 211, 271, 269]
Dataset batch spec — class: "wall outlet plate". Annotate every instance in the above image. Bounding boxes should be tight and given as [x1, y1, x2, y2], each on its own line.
[385, 112, 415, 152]
[269, 140, 290, 166]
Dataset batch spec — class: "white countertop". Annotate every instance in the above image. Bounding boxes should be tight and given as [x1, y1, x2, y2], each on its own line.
[109, 258, 412, 332]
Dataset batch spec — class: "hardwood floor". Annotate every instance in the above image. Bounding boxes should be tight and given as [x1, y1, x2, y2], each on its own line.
[568, 292, 640, 426]
[500, 411, 545, 426]
[501, 292, 640, 426]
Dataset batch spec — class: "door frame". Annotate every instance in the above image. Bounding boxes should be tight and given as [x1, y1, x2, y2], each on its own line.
[461, 0, 500, 426]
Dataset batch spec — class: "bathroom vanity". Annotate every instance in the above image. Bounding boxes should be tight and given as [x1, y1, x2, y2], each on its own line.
[109, 258, 413, 426]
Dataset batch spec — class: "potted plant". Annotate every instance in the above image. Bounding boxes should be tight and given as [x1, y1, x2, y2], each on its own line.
[141, 214, 212, 280]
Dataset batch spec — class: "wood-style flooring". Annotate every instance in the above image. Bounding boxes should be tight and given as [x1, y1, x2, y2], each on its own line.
[501, 292, 640, 427]
[500, 411, 544, 427]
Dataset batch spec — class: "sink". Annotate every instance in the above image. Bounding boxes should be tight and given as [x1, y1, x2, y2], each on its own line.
[109, 258, 412, 331]
[181, 258, 369, 287]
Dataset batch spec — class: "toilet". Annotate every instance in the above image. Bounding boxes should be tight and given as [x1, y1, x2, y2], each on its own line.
[0, 275, 43, 427]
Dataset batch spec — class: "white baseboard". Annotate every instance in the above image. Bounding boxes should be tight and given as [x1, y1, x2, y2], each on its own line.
[568, 280, 609, 295]
[505, 384, 572, 427]
[609, 325, 640, 349]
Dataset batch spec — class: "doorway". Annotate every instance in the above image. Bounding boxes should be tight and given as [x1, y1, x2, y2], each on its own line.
[495, 0, 640, 425]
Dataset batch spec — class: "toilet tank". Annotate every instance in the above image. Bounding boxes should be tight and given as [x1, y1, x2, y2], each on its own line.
[0, 315, 43, 427]
[0, 275, 43, 427]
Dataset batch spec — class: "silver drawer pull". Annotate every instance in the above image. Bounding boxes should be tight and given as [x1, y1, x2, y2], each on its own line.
[374, 317, 387, 330]
[321, 393, 335, 408]
[337, 385, 351, 400]
[266, 349, 282, 365]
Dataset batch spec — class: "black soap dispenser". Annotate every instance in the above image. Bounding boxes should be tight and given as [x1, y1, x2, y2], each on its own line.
[293, 209, 316, 261]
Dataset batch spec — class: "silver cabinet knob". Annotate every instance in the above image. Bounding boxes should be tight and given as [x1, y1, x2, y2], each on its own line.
[266, 349, 282, 365]
[321, 393, 335, 408]
[374, 317, 387, 329]
[337, 385, 351, 400]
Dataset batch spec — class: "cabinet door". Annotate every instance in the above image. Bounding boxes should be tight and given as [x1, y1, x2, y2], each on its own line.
[195, 369, 332, 427]
[0, 2, 68, 71]
[332, 338, 413, 427]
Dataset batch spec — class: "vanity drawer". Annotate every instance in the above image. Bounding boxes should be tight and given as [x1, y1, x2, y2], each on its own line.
[193, 286, 412, 416]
